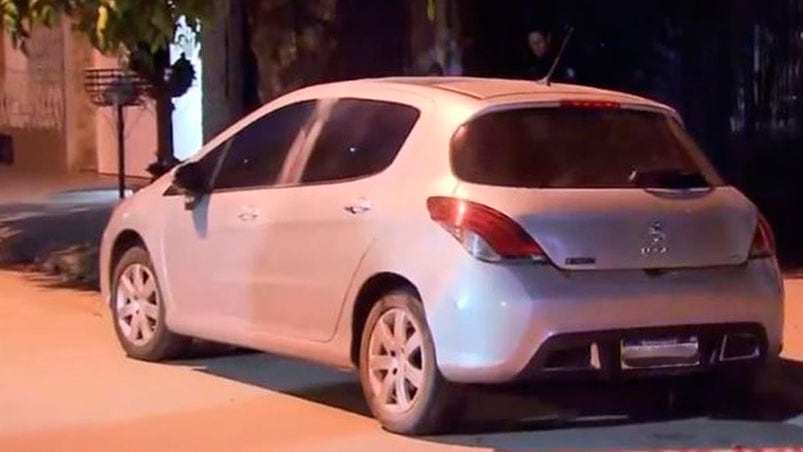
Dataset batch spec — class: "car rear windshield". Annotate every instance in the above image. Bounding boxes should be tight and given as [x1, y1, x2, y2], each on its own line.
[451, 107, 724, 189]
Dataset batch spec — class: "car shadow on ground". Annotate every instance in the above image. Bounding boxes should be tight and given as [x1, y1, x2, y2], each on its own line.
[175, 352, 372, 416]
[19, 271, 100, 292]
[176, 352, 803, 449]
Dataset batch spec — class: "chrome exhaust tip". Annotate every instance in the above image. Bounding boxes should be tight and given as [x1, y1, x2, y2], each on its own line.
[719, 334, 760, 362]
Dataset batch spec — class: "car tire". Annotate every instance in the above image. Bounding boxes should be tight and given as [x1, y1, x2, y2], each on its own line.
[358, 289, 466, 436]
[110, 246, 191, 361]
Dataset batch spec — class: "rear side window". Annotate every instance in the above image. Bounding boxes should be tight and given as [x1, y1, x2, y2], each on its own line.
[300, 99, 420, 184]
[451, 107, 723, 189]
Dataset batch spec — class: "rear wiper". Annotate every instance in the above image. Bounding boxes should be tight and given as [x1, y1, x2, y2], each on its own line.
[628, 169, 710, 189]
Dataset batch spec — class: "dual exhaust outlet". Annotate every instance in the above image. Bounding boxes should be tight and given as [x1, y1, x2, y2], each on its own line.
[542, 333, 760, 372]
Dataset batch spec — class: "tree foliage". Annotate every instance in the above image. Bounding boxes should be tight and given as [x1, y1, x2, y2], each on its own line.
[0, 0, 213, 56]
[245, 0, 338, 102]
[0, 0, 215, 161]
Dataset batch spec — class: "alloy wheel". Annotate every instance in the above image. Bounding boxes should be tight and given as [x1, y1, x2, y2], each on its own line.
[366, 307, 427, 413]
[115, 263, 160, 346]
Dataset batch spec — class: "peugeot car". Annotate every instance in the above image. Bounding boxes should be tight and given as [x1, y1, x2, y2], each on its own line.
[100, 77, 784, 435]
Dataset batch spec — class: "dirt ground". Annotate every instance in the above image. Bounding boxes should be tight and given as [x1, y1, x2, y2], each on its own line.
[0, 271, 802, 451]
[784, 278, 803, 359]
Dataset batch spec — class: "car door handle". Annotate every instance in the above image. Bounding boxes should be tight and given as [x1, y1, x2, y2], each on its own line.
[237, 207, 260, 222]
[344, 198, 372, 215]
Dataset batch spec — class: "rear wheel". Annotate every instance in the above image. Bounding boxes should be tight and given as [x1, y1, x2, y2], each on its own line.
[111, 246, 191, 361]
[358, 290, 466, 435]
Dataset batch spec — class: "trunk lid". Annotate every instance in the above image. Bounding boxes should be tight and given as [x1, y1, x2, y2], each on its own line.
[453, 184, 756, 270]
[449, 102, 757, 270]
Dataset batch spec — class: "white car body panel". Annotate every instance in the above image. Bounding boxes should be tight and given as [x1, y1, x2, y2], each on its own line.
[99, 77, 784, 381]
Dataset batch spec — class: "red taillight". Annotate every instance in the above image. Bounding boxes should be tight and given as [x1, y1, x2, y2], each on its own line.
[749, 214, 776, 259]
[560, 99, 621, 109]
[427, 197, 546, 262]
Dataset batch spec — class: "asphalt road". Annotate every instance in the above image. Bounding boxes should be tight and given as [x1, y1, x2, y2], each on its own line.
[2, 270, 803, 451]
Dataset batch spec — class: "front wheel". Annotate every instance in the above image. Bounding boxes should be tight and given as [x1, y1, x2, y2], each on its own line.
[111, 246, 191, 361]
[358, 290, 466, 436]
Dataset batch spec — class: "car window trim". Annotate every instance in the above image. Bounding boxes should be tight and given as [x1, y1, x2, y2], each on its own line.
[207, 160, 401, 195]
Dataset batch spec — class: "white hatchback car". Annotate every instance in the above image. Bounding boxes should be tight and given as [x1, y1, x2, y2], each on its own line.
[100, 77, 784, 435]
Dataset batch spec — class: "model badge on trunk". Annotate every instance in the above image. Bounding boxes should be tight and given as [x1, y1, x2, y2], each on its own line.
[641, 221, 668, 256]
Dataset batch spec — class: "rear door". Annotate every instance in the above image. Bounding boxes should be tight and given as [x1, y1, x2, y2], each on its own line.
[450, 104, 756, 270]
[252, 97, 422, 342]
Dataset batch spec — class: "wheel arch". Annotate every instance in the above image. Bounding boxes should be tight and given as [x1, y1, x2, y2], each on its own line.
[350, 272, 421, 367]
[109, 229, 148, 285]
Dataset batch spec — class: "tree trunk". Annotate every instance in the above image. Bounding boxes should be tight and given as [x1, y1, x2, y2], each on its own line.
[153, 49, 174, 161]
[154, 87, 174, 161]
[245, 0, 338, 102]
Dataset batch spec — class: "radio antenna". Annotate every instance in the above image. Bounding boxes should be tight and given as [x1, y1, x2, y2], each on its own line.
[541, 26, 575, 86]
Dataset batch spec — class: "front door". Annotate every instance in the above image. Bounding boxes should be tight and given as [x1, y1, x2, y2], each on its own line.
[160, 100, 317, 337]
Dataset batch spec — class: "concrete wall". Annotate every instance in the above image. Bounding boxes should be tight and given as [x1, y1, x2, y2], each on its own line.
[63, 22, 98, 173]
[0, 26, 67, 173]
[0, 18, 202, 178]
[0, 127, 65, 173]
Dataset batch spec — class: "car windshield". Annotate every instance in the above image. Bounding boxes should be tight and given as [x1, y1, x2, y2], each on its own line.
[451, 107, 724, 189]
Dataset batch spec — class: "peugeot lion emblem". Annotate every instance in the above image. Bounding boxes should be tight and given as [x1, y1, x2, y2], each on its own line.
[641, 221, 668, 256]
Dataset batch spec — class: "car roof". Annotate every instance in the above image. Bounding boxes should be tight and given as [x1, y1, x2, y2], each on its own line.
[298, 76, 676, 114]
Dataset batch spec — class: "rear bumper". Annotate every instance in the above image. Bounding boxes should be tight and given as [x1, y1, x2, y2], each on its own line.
[517, 322, 770, 382]
[424, 255, 784, 384]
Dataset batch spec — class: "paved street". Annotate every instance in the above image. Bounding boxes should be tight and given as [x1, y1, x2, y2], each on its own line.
[1, 271, 803, 451]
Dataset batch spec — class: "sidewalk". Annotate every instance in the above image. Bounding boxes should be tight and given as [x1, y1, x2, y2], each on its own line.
[0, 167, 151, 285]
[0, 167, 148, 203]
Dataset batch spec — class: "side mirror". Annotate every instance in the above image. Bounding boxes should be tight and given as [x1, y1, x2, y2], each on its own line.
[172, 162, 209, 207]
[173, 162, 208, 193]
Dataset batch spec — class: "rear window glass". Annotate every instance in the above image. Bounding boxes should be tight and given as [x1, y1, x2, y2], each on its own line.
[451, 107, 723, 189]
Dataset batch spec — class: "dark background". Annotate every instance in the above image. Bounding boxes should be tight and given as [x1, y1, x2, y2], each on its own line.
[459, 0, 803, 268]
[244, 0, 803, 268]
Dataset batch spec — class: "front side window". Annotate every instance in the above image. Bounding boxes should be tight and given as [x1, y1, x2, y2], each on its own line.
[193, 140, 230, 191]
[451, 107, 723, 189]
[299, 99, 420, 184]
[214, 101, 316, 190]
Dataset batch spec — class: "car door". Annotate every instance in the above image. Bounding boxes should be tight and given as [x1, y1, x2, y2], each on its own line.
[160, 100, 317, 337]
[248, 97, 422, 342]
